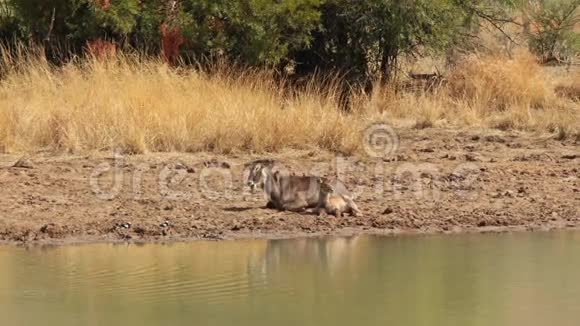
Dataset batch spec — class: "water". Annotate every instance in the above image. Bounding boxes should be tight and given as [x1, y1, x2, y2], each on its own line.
[1, 232, 579, 326]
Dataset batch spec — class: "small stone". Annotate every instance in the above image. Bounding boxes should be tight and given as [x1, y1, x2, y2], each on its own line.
[40, 223, 56, 233]
[382, 207, 394, 215]
[442, 154, 457, 160]
[503, 190, 514, 197]
[204, 159, 231, 169]
[172, 161, 186, 169]
[484, 135, 505, 143]
[396, 154, 413, 161]
[231, 220, 241, 231]
[12, 158, 34, 169]
[465, 154, 479, 162]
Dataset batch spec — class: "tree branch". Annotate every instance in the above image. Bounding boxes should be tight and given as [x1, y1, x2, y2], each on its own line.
[43, 8, 56, 43]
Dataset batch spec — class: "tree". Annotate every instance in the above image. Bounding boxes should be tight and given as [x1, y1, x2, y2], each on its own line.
[172, 0, 322, 66]
[523, 0, 580, 62]
[291, 0, 475, 85]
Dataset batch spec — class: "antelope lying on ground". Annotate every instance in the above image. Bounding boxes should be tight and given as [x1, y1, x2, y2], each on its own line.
[245, 160, 358, 214]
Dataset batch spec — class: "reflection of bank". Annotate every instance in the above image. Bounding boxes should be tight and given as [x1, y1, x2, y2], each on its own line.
[251, 236, 374, 325]
[262, 236, 368, 281]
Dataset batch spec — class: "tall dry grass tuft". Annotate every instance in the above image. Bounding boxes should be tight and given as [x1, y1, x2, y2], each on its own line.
[555, 70, 580, 102]
[0, 51, 365, 154]
[368, 50, 579, 137]
[0, 48, 577, 155]
[447, 50, 553, 111]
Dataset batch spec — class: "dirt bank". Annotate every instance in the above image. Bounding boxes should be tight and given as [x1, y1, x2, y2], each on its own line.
[0, 128, 578, 245]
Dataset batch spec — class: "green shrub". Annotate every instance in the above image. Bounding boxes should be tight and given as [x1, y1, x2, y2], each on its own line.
[3, 0, 551, 83]
[523, 0, 580, 63]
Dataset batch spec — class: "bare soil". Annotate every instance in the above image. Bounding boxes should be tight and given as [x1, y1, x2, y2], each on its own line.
[0, 128, 578, 245]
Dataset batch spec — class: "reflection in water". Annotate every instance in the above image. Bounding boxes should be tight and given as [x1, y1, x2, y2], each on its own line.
[1, 232, 579, 326]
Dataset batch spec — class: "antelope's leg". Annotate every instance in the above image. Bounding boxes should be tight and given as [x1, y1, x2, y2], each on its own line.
[345, 198, 362, 217]
[266, 201, 276, 209]
[281, 199, 308, 212]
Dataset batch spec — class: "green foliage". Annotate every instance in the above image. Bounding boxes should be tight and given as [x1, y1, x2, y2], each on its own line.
[0, 1, 25, 40]
[7, 0, 80, 42]
[5, 0, 139, 45]
[93, 1, 141, 36]
[225, 0, 322, 66]
[523, 0, 580, 62]
[293, 0, 473, 83]
[3, 0, 575, 81]
[173, 0, 322, 66]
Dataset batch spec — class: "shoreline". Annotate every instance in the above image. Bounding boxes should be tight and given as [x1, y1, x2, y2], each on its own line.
[2, 224, 580, 247]
[1, 128, 578, 246]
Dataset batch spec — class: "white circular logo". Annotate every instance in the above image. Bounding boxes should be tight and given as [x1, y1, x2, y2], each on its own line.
[363, 123, 399, 158]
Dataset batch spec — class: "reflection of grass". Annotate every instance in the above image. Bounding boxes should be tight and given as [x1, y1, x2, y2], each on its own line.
[0, 49, 578, 155]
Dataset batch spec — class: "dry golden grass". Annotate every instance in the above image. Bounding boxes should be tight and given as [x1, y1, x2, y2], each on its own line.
[367, 50, 579, 138]
[447, 50, 553, 110]
[0, 53, 365, 154]
[0, 49, 578, 155]
[555, 70, 580, 101]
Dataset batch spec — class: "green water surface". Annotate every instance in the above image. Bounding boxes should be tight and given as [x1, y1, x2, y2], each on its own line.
[1, 232, 579, 326]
